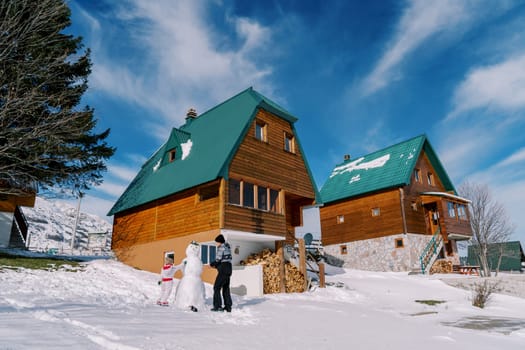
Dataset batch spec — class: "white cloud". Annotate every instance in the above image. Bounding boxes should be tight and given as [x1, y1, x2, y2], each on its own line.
[107, 164, 139, 183]
[496, 147, 525, 168]
[84, 0, 274, 140]
[448, 53, 525, 118]
[361, 0, 471, 96]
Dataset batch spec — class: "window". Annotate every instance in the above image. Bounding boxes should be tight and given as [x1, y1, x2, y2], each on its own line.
[228, 179, 241, 205]
[414, 169, 421, 183]
[257, 186, 267, 211]
[395, 238, 404, 248]
[168, 148, 176, 162]
[284, 132, 295, 153]
[243, 182, 255, 208]
[269, 188, 280, 213]
[457, 204, 468, 220]
[427, 172, 435, 186]
[228, 179, 281, 213]
[201, 244, 216, 264]
[255, 121, 267, 142]
[340, 245, 348, 255]
[337, 215, 345, 224]
[372, 207, 381, 217]
[447, 201, 456, 218]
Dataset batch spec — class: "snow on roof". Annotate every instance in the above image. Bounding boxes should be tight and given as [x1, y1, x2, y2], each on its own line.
[181, 139, 193, 160]
[420, 191, 471, 203]
[330, 154, 391, 178]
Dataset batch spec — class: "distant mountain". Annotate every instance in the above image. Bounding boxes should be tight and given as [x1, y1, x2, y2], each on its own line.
[21, 197, 113, 254]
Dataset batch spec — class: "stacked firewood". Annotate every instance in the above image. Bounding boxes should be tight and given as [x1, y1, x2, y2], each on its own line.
[429, 259, 453, 274]
[242, 248, 306, 294]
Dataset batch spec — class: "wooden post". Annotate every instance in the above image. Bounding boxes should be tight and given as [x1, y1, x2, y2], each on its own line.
[276, 241, 286, 293]
[318, 262, 325, 288]
[298, 238, 307, 292]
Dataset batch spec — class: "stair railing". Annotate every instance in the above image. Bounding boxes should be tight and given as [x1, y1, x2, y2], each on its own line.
[419, 227, 443, 274]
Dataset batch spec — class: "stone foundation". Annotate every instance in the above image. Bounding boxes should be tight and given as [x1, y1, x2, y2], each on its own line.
[324, 233, 434, 272]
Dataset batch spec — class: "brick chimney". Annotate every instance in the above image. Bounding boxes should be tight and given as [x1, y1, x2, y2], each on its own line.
[185, 108, 197, 120]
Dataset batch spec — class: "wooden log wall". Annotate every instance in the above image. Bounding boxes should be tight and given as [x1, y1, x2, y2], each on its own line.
[112, 182, 220, 249]
[320, 189, 404, 245]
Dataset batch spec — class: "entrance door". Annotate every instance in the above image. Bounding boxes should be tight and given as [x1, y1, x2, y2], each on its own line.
[424, 203, 440, 235]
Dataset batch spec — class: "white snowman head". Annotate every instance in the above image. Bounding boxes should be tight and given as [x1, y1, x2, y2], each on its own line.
[185, 241, 201, 258]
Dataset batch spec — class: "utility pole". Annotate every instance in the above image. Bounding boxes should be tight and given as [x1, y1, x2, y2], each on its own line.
[70, 193, 83, 251]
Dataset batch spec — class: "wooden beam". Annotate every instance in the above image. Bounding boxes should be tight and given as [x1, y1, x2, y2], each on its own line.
[298, 238, 307, 292]
[276, 240, 286, 293]
[318, 262, 325, 288]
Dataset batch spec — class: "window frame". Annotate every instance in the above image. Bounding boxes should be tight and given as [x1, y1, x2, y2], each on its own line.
[414, 169, 422, 183]
[427, 172, 435, 186]
[200, 243, 216, 264]
[168, 148, 176, 162]
[447, 201, 456, 218]
[255, 120, 267, 142]
[284, 132, 295, 153]
[227, 178, 282, 214]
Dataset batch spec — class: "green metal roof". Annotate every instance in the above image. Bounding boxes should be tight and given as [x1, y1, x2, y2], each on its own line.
[108, 87, 317, 215]
[319, 135, 456, 204]
[467, 241, 525, 271]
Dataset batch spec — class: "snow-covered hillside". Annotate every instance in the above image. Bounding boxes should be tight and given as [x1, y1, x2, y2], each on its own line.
[1, 259, 524, 349]
[21, 197, 112, 254]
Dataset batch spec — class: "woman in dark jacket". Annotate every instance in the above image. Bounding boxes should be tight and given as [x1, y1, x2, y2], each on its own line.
[210, 234, 232, 312]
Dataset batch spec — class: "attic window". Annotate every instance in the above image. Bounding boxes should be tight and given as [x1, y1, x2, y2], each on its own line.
[284, 132, 295, 153]
[427, 172, 435, 186]
[255, 121, 267, 142]
[371, 207, 381, 217]
[168, 148, 176, 162]
[337, 215, 345, 224]
[414, 169, 421, 183]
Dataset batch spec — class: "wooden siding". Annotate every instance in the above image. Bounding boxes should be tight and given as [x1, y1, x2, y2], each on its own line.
[112, 182, 221, 250]
[224, 204, 287, 235]
[0, 193, 36, 212]
[320, 189, 404, 245]
[229, 109, 315, 199]
[402, 152, 447, 235]
[225, 108, 315, 236]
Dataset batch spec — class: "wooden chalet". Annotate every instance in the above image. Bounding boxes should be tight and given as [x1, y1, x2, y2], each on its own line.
[0, 180, 36, 248]
[319, 135, 472, 273]
[108, 88, 318, 287]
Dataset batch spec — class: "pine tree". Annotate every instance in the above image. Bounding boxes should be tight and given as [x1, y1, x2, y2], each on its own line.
[0, 0, 115, 196]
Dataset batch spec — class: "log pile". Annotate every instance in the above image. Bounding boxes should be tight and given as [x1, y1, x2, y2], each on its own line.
[242, 248, 306, 294]
[429, 259, 453, 274]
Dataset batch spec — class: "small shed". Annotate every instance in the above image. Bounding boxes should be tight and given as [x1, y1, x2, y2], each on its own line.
[467, 241, 525, 272]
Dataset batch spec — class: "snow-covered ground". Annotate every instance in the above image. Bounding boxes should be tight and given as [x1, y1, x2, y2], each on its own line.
[21, 197, 112, 255]
[1, 259, 524, 350]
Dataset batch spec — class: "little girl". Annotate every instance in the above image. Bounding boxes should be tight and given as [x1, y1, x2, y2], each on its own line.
[157, 254, 183, 306]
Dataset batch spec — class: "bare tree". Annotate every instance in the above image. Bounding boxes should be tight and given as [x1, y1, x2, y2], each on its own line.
[458, 182, 515, 277]
[0, 0, 114, 197]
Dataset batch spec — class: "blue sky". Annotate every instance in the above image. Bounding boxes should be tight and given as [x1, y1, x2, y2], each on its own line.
[67, 0, 525, 247]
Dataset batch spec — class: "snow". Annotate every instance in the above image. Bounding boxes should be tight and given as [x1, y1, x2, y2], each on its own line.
[1, 259, 525, 349]
[21, 197, 112, 255]
[181, 139, 193, 160]
[330, 154, 390, 178]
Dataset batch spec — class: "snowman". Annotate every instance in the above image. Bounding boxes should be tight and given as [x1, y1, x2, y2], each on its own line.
[174, 241, 205, 312]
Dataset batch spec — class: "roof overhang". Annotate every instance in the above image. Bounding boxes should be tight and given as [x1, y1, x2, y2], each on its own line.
[447, 233, 472, 241]
[420, 191, 471, 204]
[220, 229, 286, 243]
